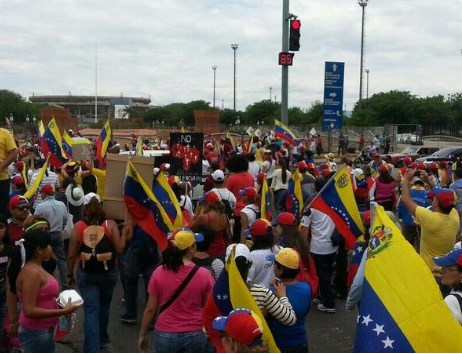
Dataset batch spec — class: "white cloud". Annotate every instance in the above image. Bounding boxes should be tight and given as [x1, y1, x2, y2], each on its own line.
[0, 0, 461, 113]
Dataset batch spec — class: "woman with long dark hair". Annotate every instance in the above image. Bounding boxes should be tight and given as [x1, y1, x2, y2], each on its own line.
[138, 228, 214, 353]
[9, 229, 80, 352]
[67, 193, 124, 352]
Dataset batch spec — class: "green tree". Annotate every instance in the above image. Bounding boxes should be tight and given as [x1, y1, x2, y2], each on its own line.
[244, 99, 279, 125]
[0, 90, 40, 124]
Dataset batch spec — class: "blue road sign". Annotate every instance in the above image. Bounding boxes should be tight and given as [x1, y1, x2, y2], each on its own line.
[322, 61, 345, 131]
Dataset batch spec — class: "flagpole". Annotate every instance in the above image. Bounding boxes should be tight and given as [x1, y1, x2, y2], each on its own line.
[95, 41, 98, 124]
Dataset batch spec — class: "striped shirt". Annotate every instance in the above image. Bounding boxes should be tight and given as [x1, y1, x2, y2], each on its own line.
[250, 284, 296, 325]
[29, 169, 60, 209]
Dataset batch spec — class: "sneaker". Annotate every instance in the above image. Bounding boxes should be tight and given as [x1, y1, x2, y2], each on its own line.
[313, 298, 321, 305]
[316, 303, 336, 313]
[120, 314, 137, 324]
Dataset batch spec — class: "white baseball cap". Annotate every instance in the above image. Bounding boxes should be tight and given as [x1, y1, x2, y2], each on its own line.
[225, 243, 251, 262]
[83, 192, 101, 206]
[211, 170, 225, 182]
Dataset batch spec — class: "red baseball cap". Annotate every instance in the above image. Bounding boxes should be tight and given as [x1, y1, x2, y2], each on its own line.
[40, 184, 55, 195]
[199, 191, 221, 205]
[415, 163, 427, 171]
[403, 156, 412, 165]
[428, 187, 456, 208]
[8, 195, 29, 209]
[245, 218, 272, 237]
[212, 308, 263, 346]
[272, 212, 296, 226]
[297, 161, 308, 171]
[239, 187, 258, 201]
[439, 161, 448, 168]
[11, 176, 25, 186]
[15, 161, 24, 171]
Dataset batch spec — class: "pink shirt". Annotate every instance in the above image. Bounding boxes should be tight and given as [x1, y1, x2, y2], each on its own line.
[225, 172, 255, 216]
[18, 275, 59, 330]
[149, 263, 214, 332]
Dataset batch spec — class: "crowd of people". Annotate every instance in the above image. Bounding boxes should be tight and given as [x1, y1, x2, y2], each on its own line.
[0, 122, 461, 353]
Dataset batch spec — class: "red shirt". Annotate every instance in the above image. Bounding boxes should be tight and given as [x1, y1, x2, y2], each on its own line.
[225, 172, 255, 216]
[7, 220, 24, 244]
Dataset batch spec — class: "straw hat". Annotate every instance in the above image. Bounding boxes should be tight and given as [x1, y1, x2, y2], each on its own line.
[65, 184, 84, 206]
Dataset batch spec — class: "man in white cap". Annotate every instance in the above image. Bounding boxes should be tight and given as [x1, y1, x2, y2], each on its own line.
[211, 170, 236, 212]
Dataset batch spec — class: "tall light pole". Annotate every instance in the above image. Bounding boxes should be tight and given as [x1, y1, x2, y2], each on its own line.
[231, 44, 238, 111]
[269, 86, 273, 101]
[358, 0, 368, 104]
[212, 65, 217, 109]
[365, 69, 370, 99]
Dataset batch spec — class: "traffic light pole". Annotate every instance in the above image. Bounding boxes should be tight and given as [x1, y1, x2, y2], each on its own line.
[281, 0, 289, 125]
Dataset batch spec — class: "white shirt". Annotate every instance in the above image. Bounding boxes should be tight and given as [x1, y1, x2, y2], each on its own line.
[29, 169, 60, 209]
[180, 195, 194, 220]
[248, 161, 261, 179]
[301, 209, 338, 255]
[248, 246, 281, 288]
[262, 159, 276, 179]
[445, 291, 462, 324]
[211, 187, 237, 210]
[271, 169, 291, 191]
[241, 204, 260, 226]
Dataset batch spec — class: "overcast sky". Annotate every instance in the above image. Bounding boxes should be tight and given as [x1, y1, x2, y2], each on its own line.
[1, 0, 461, 113]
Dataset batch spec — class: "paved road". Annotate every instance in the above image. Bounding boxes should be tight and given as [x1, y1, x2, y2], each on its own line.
[56, 277, 358, 353]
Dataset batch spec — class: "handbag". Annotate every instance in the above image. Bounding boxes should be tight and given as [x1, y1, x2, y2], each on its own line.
[158, 265, 200, 315]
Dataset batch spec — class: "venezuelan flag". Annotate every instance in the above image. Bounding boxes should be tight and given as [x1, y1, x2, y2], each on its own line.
[274, 119, 300, 146]
[248, 134, 254, 153]
[354, 204, 462, 352]
[226, 132, 238, 152]
[347, 236, 367, 287]
[96, 120, 112, 167]
[260, 173, 272, 221]
[152, 171, 183, 231]
[62, 131, 73, 159]
[285, 170, 304, 219]
[40, 118, 67, 168]
[23, 154, 50, 199]
[124, 161, 170, 251]
[310, 165, 364, 249]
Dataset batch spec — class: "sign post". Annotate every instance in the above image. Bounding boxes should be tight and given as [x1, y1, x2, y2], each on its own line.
[322, 61, 345, 131]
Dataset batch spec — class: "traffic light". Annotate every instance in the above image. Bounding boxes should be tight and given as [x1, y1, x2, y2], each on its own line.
[289, 19, 301, 51]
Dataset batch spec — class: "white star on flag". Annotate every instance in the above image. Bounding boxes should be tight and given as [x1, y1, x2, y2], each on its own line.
[372, 323, 385, 336]
[382, 336, 395, 349]
[362, 314, 373, 326]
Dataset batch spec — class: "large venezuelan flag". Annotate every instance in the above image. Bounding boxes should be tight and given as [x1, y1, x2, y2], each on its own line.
[124, 161, 170, 251]
[274, 119, 300, 146]
[96, 120, 112, 167]
[354, 203, 462, 352]
[40, 118, 67, 168]
[151, 171, 183, 231]
[310, 165, 364, 249]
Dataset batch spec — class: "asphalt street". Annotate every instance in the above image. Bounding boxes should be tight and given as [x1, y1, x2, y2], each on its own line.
[56, 278, 358, 353]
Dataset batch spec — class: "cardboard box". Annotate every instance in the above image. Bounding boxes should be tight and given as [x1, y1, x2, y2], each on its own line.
[103, 154, 154, 220]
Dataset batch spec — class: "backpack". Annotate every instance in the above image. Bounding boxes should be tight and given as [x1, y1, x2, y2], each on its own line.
[192, 256, 216, 279]
[77, 220, 115, 273]
[247, 206, 261, 221]
[215, 190, 234, 220]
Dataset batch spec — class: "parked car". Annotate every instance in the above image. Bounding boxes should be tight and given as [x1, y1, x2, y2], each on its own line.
[381, 146, 439, 167]
[414, 146, 462, 165]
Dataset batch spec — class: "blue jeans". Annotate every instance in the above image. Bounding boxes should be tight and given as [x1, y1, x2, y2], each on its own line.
[123, 247, 158, 319]
[153, 330, 208, 353]
[77, 268, 118, 353]
[19, 327, 55, 353]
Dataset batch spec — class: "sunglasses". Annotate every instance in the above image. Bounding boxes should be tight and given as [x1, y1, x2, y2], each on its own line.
[15, 206, 30, 211]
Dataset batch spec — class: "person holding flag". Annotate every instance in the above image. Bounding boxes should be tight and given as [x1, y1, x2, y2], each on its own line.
[95, 120, 112, 168]
[0, 123, 17, 215]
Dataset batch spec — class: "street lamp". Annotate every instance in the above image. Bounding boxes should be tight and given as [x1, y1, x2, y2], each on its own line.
[212, 65, 217, 109]
[365, 69, 370, 99]
[231, 44, 238, 111]
[269, 87, 272, 101]
[358, 0, 368, 104]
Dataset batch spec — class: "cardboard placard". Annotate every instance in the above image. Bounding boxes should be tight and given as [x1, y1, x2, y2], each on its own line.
[72, 143, 92, 161]
[103, 154, 154, 220]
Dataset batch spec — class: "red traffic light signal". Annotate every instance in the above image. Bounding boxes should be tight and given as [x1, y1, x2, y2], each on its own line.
[291, 19, 301, 30]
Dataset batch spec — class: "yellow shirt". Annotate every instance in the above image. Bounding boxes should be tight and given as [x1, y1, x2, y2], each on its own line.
[0, 128, 17, 180]
[415, 206, 460, 271]
[92, 168, 106, 199]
